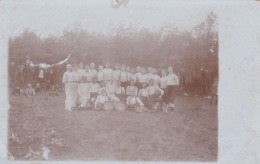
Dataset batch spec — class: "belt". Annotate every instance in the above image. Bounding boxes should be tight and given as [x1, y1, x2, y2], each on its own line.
[79, 81, 91, 83]
[67, 81, 79, 83]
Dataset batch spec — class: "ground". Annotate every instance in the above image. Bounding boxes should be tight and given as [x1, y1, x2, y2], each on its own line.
[8, 92, 218, 161]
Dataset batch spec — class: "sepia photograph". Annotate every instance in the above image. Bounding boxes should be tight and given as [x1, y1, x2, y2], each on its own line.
[6, 0, 218, 161]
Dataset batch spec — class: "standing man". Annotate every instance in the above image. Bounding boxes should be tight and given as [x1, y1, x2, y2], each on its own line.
[89, 62, 98, 81]
[152, 68, 161, 86]
[113, 63, 121, 83]
[37, 68, 45, 88]
[165, 66, 179, 112]
[77, 63, 85, 79]
[46, 68, 56, 91]
[97, 65, 104, 84]
[71, 65, 80, 108]
[120, 64, 128, 90]
[137, 67, 148, 90]
[62, 64, 73, 111]
[103, 62, 114, 81]
[146, 67, 154, 83]
[135, 66, 142, 89]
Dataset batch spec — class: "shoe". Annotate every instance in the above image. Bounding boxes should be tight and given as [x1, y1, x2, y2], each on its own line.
[136, 110, 144, 113]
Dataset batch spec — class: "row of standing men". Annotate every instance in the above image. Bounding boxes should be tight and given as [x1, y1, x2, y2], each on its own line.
[62, 63, 179, 112]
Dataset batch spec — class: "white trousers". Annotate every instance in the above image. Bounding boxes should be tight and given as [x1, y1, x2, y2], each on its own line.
[65, 83, 78, 111]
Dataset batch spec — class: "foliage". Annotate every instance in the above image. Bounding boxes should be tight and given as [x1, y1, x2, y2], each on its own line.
[9, 13, 218, 80]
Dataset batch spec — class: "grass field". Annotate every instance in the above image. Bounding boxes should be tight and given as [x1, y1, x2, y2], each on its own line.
[8, 92, 217, 161]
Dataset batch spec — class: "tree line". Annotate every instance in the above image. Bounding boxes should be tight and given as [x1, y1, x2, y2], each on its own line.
[8, 12, 218, 87]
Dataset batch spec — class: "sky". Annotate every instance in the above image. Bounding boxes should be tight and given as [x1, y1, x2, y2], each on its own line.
[3, 0, 218, 37]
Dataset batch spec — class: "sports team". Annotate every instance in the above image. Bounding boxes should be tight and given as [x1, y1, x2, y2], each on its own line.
[62, 62, 179, 113]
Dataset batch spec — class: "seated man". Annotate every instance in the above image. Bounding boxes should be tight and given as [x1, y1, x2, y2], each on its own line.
[94, 89, 109, 110]
[25, 83, 36, 96]
[12, 86, 21, 96]
[105, 80, 116, 97]
[35, 83, 41, 94]
[126, 91, 144, 113]
[147, 79, 164, 111]
[115, 80, 126, 102]
[90, 77, 101, 105]
[126, 80, 138, 96]
[138, 82, 149, 108]
[49, 84, 59, 96]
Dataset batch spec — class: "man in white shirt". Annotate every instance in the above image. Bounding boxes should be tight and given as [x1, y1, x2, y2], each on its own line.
[97, 65, 104, 83]
[113, 63, 121, 82]
[146, 67, 154, 83]
[160, 70, 168, 90]
[147, 79, 164, 111]
[62, 64, 74, 111]
[152, 68, 161, 86]
[106, 80, 116, 97]
[135, 66, 142, 88]
[129, 68, 137, 82]
[77, 63, 85, 80]
[71, 66, 80, 107]
[126, 66, 131, 83]
[89, 62, 98, 81]
[103, 63, 114, 81]
[126, 91, 144, 112]
[165, 66, 179, 112]
[83, 66, 92, 82]
[138, 67, 148, 87]
[120, 65, 128, 90]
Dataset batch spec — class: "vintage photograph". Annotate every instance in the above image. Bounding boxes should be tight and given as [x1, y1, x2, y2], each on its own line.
[7, 0, 218, 161]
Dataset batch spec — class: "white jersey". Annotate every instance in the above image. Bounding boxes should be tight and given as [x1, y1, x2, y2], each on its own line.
[71, 71, 80, 82]
[97, 70, 104, 82]
[146, 73, 154, 83]
[120, 71, 128, 82]
[103, 68, 114, 81]
[138, 74, 147, 83]
[89, 69, 98, 80]
[106, 83, 116, 95]
[126, 85, 138, 96]
[166, 73, 179, 85]
[82, 71, 92, 82]
[126, 72, 131, 81]
[115, 86, 125, 95]
[160, 76, 167, 89]
[129, 73, 137, 82]
[138, 88, 148, 97]
[113, 70, 121, 81]
[77, 69, 85, 79]
[147, 85, 163, 96]
[152, 74, 161, 85]
[136, 72, 142, 82]
[62, 71, 73, 83]
[95, 95, 108, 105]
[90, 83, 100, 93]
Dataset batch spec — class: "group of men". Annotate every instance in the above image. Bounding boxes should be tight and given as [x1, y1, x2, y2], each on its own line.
[62, 62, 179, 112]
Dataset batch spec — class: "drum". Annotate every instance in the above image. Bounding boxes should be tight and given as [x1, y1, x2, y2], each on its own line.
[115, 101, 126, 111]
[104, 101, 114, 111]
